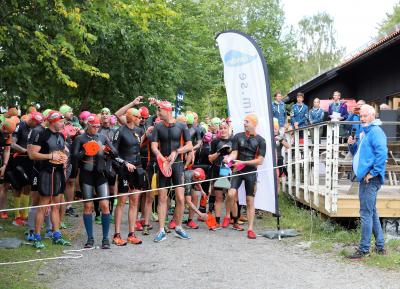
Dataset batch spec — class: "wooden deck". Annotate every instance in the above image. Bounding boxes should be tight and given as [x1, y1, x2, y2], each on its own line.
[289, 183, 400, 218]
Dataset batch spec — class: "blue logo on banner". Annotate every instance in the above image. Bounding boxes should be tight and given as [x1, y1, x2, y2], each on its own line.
[224, 50, 257, 67]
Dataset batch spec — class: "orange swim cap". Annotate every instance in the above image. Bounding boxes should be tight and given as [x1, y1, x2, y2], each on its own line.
[244, 113, 258, 126]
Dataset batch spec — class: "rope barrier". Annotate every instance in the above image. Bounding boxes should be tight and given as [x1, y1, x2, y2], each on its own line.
[0, 160, 304, 213]
[0, 160, 304, 266]
[0, 247, 95, 266]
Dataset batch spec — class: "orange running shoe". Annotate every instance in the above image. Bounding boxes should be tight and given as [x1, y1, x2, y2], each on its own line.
[112, 233, 127, 246]
[168, 219, 176, 230]
[247, 230, 257, 239]
[222, 216, 230, 228]
[135, 220, 143, 231]
[210, 223, 222, 231]
[12, 217, 26, 226]
[0, 212, 8, 219]
[186, 220, 199, 229]
[127, 233, 142, 245]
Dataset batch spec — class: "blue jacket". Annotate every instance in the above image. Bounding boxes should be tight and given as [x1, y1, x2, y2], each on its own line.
[349, 120, 387, 184]
[290, 103, 308, 127]
[347, 113, 361, 139]
[272, 101, 286, 127]
[309, 108, 324, 124]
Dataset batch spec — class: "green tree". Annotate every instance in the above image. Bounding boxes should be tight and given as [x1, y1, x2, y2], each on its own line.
[378, 1, 400, 35]
[293, 12, 344, 84]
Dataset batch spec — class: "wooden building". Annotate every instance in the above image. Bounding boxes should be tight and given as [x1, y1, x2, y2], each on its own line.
[287, 25, 400, 110]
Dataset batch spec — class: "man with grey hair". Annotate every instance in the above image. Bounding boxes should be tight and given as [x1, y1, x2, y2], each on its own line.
[347, 104, 387, 259]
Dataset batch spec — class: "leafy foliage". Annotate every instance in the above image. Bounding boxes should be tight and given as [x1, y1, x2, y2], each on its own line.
[0, 0, 295, 118]
[378, 1, 400, 35]
[291, 12, 344, 85]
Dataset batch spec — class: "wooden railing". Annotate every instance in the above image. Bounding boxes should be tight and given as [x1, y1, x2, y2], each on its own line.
[285, 121, 400, 214]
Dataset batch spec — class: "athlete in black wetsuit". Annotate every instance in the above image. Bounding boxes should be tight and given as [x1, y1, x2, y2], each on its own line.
[222, 114, 266, 240]
[11, 112, 44, 225]
[72, 114, 116, 249]
[208, 121, 233, 228]
[140, 115, 158, 235]
[96, 115, 117, 220]
[29, 111, 71, 249]
[0, 119, 15, 219]
[151, 101, 193, 242]
[112, 108, 145, 246]
[26, 120, 49, 241]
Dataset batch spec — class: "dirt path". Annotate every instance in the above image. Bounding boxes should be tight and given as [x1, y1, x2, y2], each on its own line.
[40, 213, 400, 289]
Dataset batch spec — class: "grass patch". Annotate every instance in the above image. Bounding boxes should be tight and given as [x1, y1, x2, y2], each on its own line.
[260, 194, 400, 270]
[0, 213, 81, 289]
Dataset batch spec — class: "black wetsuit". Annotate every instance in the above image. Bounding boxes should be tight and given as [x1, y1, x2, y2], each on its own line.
[139, 122, 151, 169]
[188, 125, 201, 148]
[230, 132, 266, 196]
[98, 126, 115, 142]
[113, 125, 146, 192]
[210, 137, 233, 179]
[152, 121, 190, 187]
[10, 121, 34, 188]
[27, 125, 45, 191]
[72, 132, 116, 199]
[98, 126, 116, 185]
[31, 128, 66, 197]
[0, 131, 11, 184]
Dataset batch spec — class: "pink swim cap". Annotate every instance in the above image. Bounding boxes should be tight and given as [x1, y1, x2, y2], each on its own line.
[203, 132, 212, 143]
[79, 111, 91, 121]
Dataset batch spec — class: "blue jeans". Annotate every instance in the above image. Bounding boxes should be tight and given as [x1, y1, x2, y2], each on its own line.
[359, 177, 385, 253]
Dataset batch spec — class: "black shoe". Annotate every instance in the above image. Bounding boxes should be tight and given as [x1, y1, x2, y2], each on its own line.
[101, 238, 111, 249]
[84, 237, 95, 248]
[346, 249, 369, 260]
[66, 207, 79, 217]
[374, 248, 387, 255]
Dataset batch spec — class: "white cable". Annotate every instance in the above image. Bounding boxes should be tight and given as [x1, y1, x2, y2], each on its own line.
[0, 247, 95, 266]
[0, 160, 304, 213]
[0, 160, 304, 266]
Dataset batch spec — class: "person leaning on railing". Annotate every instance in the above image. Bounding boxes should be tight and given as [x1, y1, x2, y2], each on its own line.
[346, 104, 387, 260]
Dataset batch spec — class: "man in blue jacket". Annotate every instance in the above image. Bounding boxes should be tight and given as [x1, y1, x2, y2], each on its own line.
[347, 104, 387, 259]
[290, 92, 308, 129]
[308, 98, 325, 125]
[272, 92, 286, 128]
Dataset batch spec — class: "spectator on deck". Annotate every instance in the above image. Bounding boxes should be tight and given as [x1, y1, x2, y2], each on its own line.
[272, 91, 287, 128]
[308, 98, 325, 125]
[328, 91, 348, 121]
[290, 92, 308, 129]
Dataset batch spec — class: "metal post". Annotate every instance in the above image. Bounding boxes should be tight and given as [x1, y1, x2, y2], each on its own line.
[331, 122, 340, 213]
[294, 130, 300, 199]
[313, 126, 320, 206]
[325, 123, 333, 213]
[303, 128, 309, 203]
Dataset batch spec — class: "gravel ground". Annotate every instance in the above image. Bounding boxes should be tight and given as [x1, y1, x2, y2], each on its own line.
[43, 212, 400, 289]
